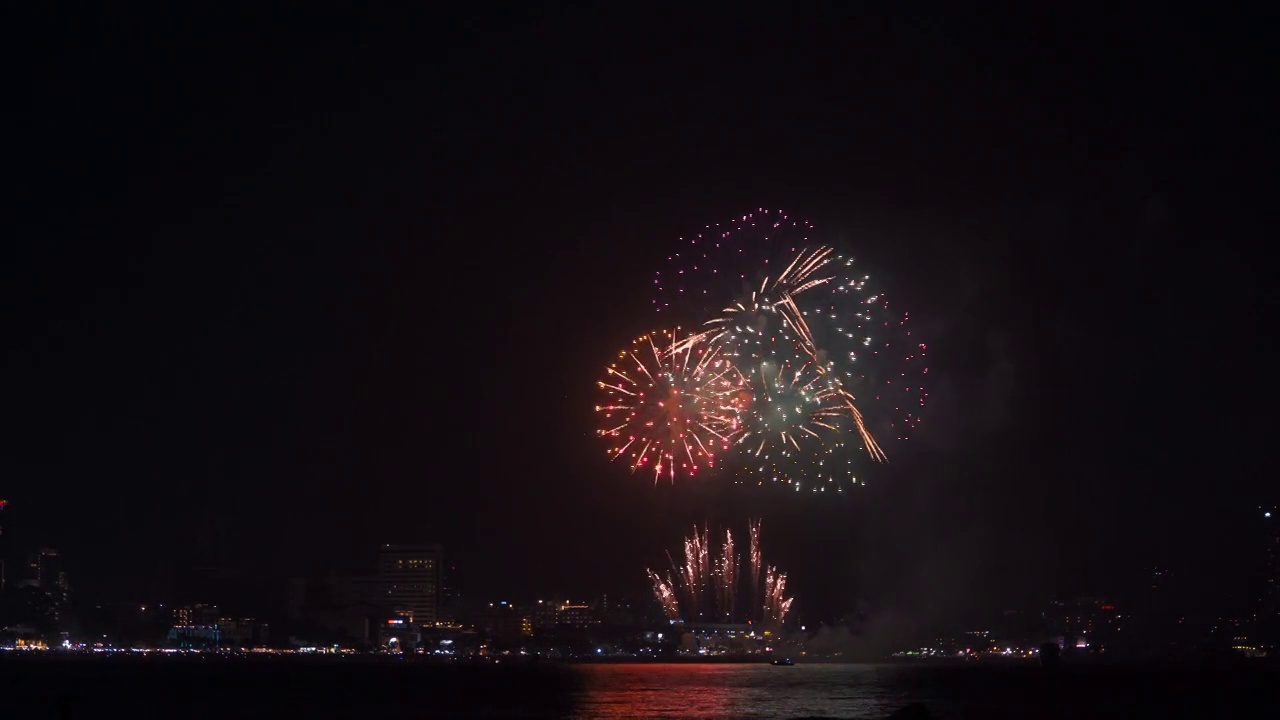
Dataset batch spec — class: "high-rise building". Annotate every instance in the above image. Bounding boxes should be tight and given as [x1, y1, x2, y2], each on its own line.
[441, 564, 461, 624]
[32, 547, 60, 589]
[1150, 565, 1170, 594]
[332, 573, 381, 608]
[1262, 506, 1278, 604]
[287, 574, 382, 646]
[0, 498, 8, 590]
[378, 544, 442, 625]
[1259, 505, 1279, 651]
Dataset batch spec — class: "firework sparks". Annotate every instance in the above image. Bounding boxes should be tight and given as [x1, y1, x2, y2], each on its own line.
[701, 248, 888, 466]
[812, 264, 928, 446]
[653, 208, 811, 319]
[683, 525, 709, 618]
[718, 528, 737, 623]
[649, 211, 928, 490]
[648, 569, 680, 622]
[648, 519, 792, 628]
[595, 328, 744, 483]
[749, 518, 762, 620]
[694, 271, 880, 488]
[763, 565, 793, 625]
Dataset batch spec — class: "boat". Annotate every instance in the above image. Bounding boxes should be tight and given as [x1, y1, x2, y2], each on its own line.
[771, 658, 794, 666]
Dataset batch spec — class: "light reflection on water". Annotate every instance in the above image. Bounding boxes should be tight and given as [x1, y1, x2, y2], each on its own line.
[569, 663, 921, 720]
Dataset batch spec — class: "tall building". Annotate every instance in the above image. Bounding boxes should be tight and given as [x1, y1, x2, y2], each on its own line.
[332, 573, 381, 608]
[1262, 506, 1278, 606]
[287, 574, 382, 646]
[1259, 505, 1279, 652]
[1150, 565, 1170, 594]
[378, 544, 442, 625]
[440, 564, 461, 624]
[0, 498, 8, 590]
[32, 547, 60, 589]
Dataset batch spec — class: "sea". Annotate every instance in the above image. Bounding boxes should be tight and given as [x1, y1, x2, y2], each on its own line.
[2, 656, 1278, 719]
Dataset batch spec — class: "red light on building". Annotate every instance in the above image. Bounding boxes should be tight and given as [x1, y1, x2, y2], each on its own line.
[1101, 605, 1115, 610]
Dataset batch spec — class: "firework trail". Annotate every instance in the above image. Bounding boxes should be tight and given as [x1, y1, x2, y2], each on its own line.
[648, 519, 791, 628]
[718, 528, 737, 623]
[648, 569, 680, 622]
[595, 328, 744, 483]
[763, 565, 794, 625]
[683, 525, 710, 619]
[749, 518, 762, 622]
[678, 245, 841, 353]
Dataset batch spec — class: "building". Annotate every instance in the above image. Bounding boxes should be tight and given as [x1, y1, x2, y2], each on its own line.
[532, 600, 601, 631]
[378, 544, 442, 625]
[167, 604, 222, 649]
[167, 615, 268, 649]
[332, 574, 382, 608]
[287, 544, 445, 645]
[23, 548, 70, 624]
[287, 575, 382, 646]
[379, 615, 423, 651]
[217, 616, 270, 648]
[441, 564, 462, 624]
[471, 602, 529, 642]
[31, 548, 61, 589]
[1258, 505, 1279, 653]
[172, 603, 220, 627]
[1261, 506, 1278, 606]
[286, 577, 312, 623]
[167, 624, 220, 649]
[0, 499, 7, 591]
[1043, 597, 1123, 654]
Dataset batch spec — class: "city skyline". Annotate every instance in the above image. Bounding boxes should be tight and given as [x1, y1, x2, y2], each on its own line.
[6, 498, 1278, 655]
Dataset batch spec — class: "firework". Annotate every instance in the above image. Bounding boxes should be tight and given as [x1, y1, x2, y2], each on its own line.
[594, 329, 744, 483]
[682, 524, 710, 617]
[717, 528, 737, 623]
[776, 253, 928, 447]
[700, 248, 891, 472]
[653, 208, 813, 321]
[648, 569, 680, 622]
[764, 565, 793, 625]
[646, 519, 792, 627]
[748, 518, 761, 619]
[652, 209, 928, 490]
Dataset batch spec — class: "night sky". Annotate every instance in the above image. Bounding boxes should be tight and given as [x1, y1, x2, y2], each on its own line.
[5, 8, 1274, 632]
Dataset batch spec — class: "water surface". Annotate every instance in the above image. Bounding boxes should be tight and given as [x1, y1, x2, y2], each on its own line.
[569, 661, 1280, 719]
[573, 663, 913, 719]
[3, 655, 1277, 718]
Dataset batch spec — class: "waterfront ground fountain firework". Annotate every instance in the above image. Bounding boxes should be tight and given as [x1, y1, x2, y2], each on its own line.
[647, 519, 792, 628]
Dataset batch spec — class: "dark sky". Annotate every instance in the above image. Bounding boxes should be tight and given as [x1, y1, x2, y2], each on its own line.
[4, 7, 1275, 631]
